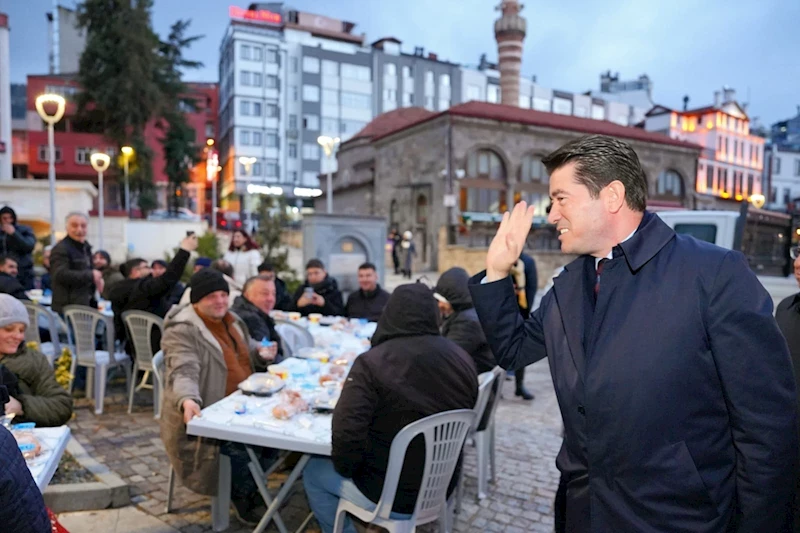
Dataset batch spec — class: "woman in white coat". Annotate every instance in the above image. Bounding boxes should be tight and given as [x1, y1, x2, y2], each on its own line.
[223, 229, 262, 287]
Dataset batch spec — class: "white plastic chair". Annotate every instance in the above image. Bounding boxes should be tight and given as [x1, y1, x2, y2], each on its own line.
[122, 310, 164, 416]
[474, 367, 505, 500]
[273, 319, 314, 357]
[152, 349, 175, 514]
[456, 370, 497, 513]
[23, 301, 62, 367]
[64, 305, 132, 415]
[332, 409, 476, 533]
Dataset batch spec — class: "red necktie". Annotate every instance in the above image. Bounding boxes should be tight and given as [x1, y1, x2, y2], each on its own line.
[595, 258, 608, 300]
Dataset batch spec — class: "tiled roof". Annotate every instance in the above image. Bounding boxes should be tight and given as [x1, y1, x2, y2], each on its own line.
[371, 101, 701, 150]
[348, 107, 437, 142]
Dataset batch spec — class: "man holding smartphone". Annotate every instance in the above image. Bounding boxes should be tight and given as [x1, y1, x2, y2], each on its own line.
[292, 258, 344, 316]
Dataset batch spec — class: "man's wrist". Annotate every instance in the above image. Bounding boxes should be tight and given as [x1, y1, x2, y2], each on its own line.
[485, 268, 509, 283]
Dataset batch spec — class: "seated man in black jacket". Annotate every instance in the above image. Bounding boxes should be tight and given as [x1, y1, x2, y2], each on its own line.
[108, 234, 196, 356]
[257, 261, 293, 311]
[0, 256, 28, 301]
[231, 276, 283, 363]
[344, 262, 390, 322]
[434, 267, 497, 374]
[303, 283, 478, 533]
[292, 259, 344, 317]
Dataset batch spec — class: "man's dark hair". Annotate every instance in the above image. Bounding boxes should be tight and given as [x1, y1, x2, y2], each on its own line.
[151, 259, 168, 269]
[211, 259, 234, 278]
[541, 134, 648, 212]
[0, 254, 16, 267]
[257, 261, 275, 274]
[243, 274, 275, 295]
[305, 258, 325, 271]
[358, 262, 376, 272]
[122, 258, 147, 278]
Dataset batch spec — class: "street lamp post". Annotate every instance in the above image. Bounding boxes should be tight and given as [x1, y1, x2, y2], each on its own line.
[121, 146, 134, 217]
[206, 139, 218, 231]
[317, 136, 340, 214]
[34, 94, 66, 245]
[90, 153, 111, 250]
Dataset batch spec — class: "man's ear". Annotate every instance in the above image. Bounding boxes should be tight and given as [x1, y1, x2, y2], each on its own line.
[604, 180, 627, 213]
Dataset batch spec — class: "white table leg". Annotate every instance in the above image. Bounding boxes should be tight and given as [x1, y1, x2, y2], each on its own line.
[246, 447, 289, 533]
[253, 454, 311, 533]
[211, 453, 231, 532]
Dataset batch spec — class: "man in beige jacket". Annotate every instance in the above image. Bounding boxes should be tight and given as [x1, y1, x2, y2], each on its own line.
[159, 269, 278, 525]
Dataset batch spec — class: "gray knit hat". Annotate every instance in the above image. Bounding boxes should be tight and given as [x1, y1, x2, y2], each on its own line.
[0, 294, 29, 329]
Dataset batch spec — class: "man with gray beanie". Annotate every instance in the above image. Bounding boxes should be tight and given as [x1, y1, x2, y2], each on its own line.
[159, 269, 279, 525]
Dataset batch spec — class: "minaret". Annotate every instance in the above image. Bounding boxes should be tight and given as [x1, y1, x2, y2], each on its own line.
[494, 1, 527, 106]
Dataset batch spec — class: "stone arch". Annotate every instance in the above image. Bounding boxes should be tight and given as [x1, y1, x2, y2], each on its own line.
[460, 146, 510, 215]
[653, 168, 685, 204]
[513, 151, 551, 216]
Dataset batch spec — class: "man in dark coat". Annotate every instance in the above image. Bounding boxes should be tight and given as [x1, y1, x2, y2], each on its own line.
[775, 253, 800, 531]
[434, 266, 496, 374]
[231, 276, 283, 364]
[50, 212, 102, 314]
[0, 425, 51, 533]
[345, 262, 390, 322]
[107, 234, 196, 354]
[303, 283, 478, 533]
[257, 261, 293, 311]
[0, 256, 28, 300]
[0, 206, 37, 291]
[151, 259, 186, 317]
[469, 135, 798, 532]
[292, 259, 344, 317]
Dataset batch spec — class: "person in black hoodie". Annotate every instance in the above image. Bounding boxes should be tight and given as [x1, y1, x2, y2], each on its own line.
[433, 267, 496, 374]
[292, 259, 344, 317]
[257, 261, 295, 312]
[0, 206, 37, 291]
[303, 283, 478, 533]
[107, 234, 196, 356]
[345, 262, 390, 322]
[50, 212, 102, 314]
[151, 260, 186, 316]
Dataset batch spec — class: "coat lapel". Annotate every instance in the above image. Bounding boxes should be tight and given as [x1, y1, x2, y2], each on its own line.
[552, 258, 591, 384]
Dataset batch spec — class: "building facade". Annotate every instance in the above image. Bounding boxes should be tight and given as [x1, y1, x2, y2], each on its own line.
[324, 101, 700, 270]
[25, 74, 218, 214]
[771, 107, 800, 150]
[458, 60, 650, 127]
[765, 145, 800, 209]
[644, 88, 765, 210]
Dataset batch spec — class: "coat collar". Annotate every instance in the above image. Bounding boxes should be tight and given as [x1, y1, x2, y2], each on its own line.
[552, 211, 675, 384]
[561, 211, 675, 275]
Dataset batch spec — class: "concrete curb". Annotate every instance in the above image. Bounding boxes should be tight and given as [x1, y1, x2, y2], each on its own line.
[43, 437, 131, 513]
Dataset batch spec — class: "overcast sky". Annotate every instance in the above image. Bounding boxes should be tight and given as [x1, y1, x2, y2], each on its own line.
[3, 0, 798, 126]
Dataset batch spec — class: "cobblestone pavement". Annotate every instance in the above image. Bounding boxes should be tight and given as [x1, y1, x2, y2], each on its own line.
[65, 358, 562, 532]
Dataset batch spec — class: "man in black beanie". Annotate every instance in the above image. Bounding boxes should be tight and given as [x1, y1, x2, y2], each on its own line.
[159, 268, 279, 525]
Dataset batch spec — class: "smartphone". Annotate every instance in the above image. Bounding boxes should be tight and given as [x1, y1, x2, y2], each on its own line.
[186, 231, 195, 237]
[304, 287, 314, 297]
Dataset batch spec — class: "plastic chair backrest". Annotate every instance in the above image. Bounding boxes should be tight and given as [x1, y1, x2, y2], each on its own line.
[273, 319, 314, 357]
[471, 371, 496, 431]
[24, 301, 62, 355]
[482, 366, 505, 426]
[122, 310, 164, 370]
[373, 409, 475, 524]
[63, 305, 114, 365]
[152, 350, 165, 389]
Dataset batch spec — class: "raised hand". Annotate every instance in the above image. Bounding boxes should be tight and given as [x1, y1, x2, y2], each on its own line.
[180, 234, 199, 252]
[486, 202, 536, 282]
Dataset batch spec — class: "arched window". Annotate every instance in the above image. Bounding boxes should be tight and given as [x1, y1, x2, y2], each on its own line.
[654, 169, 684, 201]
[461, 148, 507, 214]
[416, 195, 428, 224]
[389, 199, 399, 229]
[515, 154, 550, 217]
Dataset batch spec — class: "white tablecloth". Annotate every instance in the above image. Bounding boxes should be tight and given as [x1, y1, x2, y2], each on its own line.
[23, 426, 71, 492]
